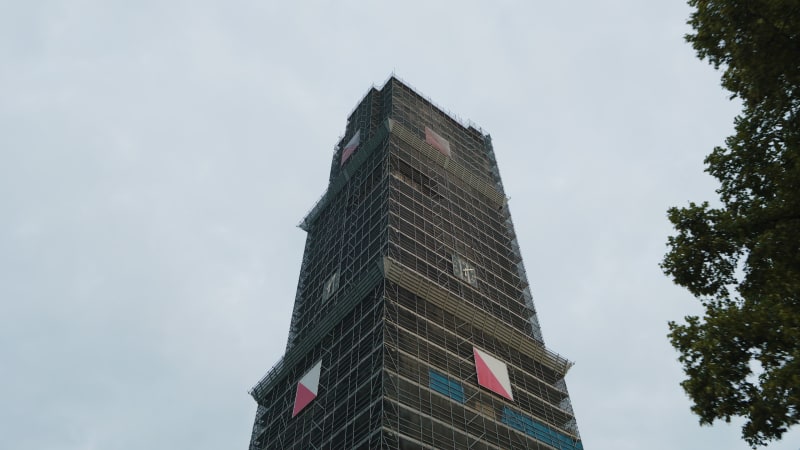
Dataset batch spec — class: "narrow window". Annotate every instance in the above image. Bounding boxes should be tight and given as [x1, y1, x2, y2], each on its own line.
[322, 271, 340, 301]
[452, 254, 477, 285]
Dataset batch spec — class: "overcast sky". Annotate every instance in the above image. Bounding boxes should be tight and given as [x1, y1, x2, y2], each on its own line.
[1, 1, 798, 449]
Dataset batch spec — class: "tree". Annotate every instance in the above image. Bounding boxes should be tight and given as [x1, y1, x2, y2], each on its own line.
[661, 0, 800, 447]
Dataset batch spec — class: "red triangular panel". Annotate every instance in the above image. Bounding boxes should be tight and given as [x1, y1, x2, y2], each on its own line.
[340, 130, 361, 166]
[425, 127, 451, 157]
[292, 382, 317, 417]
[474, 348, 513, 400]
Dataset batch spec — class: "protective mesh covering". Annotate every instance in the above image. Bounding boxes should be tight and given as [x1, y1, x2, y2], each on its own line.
[249, 77, 582, 450]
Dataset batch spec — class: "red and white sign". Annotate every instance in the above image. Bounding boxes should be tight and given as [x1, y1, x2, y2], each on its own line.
[425, 127, 451, 157]
[340, 130, 361, 166]
[473, 347, 513, 401]
[292, 360, 322, 417]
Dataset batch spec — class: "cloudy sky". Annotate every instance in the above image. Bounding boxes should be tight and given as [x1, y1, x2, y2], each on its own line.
[2, 1, 798, 449]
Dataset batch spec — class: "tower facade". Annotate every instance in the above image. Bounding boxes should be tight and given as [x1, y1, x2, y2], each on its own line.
[248, 77, 583, 450]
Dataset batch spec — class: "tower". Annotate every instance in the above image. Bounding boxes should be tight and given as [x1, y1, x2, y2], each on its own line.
[248, 77, 583, 450]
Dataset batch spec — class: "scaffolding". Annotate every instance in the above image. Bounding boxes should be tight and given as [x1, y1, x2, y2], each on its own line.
[248, 77, 583, 450]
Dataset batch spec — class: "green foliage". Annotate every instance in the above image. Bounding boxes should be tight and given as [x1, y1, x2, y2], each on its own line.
[662, 0, 800, 446]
